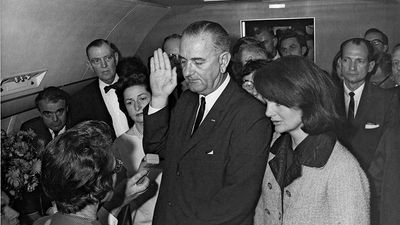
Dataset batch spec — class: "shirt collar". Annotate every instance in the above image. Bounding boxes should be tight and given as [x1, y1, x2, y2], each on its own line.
[49, 126, 66, 139]
[199, 74, 230, 108]
[99, 74, 119, 91]
[344, 81, 365, 99]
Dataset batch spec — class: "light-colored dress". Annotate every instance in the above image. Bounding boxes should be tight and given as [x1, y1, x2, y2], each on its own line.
[254, 142, 370, 225]
[112, 125, 162, 225]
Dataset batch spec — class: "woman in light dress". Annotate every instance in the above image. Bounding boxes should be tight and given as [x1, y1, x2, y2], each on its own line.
[113, 73, 162, 225]
[253, 56, 369, 225]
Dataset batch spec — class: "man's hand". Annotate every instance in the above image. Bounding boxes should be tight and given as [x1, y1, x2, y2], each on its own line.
[103, 170, 150, 217]
[150, 48, 178, 108]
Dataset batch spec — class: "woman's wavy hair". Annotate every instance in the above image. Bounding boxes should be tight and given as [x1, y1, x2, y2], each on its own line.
[41, 120, 115, 214]
[115, 73, 151, 118]
[254, 56, 340, 135]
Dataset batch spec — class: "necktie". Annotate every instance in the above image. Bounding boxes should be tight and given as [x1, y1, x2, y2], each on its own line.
[192, 97, 206, 135]
[104, 84, 116, 93]
[348, 92, 355, 121]
[53, 130, 59, 139]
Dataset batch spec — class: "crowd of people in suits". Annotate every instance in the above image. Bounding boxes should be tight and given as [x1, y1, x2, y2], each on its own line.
[5, 20, 399, 225]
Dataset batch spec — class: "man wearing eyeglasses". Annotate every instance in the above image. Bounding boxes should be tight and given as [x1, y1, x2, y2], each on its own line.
[253, 26, 280, 61]
[364, 28, 389, 54]
[69, 39, 129, 137]
[21, 86, 69, 146]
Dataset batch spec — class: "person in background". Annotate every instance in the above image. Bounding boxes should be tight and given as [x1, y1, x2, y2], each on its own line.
[278, 29, 308, 57]
[369, 52, 396, 89]
[117, 56, 148, 79]
[162, 33, 187, 106]
[364, 28, 389, 54]
[229, 36, 265, 82]
[69, 39, 130, 137]
[34, 120, 150, 225]
[240, 59, 269, 103]
[21, 86, 69, 146]
[237, 43, 269, 66]
[113, 73, 162, 225]
[391, 43, 400, 86]
[145, 20, 271, 224]
[305, 35, 314, 62]
[253, 26, 280, 61]
[253, 56, 369, 225]
[19, 86, 68, 224]
[336, 38, 399, 171]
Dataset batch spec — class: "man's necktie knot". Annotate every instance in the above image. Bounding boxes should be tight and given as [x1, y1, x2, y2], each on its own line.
[104, 84, 116, 93]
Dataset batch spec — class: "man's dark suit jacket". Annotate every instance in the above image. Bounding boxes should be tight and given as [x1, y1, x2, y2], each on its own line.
[144, 78, 271, 225]
[69, 80, 114, 129]
[337, 82, 399, 170]
[20, 117, 53, 146]
[369, 126, 400, 225]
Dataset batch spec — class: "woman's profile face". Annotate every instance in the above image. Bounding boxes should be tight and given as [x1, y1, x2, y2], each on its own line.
[123, 85, 151, 124]
[264, 99, 303, 135]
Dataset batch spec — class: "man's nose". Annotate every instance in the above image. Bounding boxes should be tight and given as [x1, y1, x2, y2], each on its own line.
[51, 114, 59, 122]
[100, 59, 108, 68]
[183, 61, 194, 76]
[134, 102, 141, 111]
[349, 61, 357, 71]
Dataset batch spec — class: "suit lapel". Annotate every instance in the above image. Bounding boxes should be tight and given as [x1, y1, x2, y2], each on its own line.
[179, 79, 236, 158]
[354, 83, 372, 126]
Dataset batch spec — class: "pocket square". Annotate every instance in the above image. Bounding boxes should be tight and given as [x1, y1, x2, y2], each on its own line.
[206, 150, 214, 155]
[365, 123, 380, 129]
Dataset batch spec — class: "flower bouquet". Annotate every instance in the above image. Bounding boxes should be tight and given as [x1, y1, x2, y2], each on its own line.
[1, 129, 44, 200]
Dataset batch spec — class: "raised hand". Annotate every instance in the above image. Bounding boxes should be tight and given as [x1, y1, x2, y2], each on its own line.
[150, 48, 178, 108]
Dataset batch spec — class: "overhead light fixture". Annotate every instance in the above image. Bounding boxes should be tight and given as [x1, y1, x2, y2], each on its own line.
[1, 69, 47, 96]
[269, 3, 285, 8]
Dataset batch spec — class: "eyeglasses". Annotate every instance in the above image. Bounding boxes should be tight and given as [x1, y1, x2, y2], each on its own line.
[369, 39, 384, 46]
[242, 80, 255, 91]
[167, 53, 180, 61]
[41, 108, 66, 118]
[89, 54, 115, 66]
[112, 159, 123, 174]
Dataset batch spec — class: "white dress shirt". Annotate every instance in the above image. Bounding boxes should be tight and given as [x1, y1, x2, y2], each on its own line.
[149, 75, 231, 127]
[49, 126, 66, 139]
[343, 82, 365, 117]
[99, 75, 129, 137]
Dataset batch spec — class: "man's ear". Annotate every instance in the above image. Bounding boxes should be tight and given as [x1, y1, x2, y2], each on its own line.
[301, 46, 307, 56]
[273, 37, 278, 48]
[219, 51, 231, 74]
[383, 45, 389, 53]
[86, 60, 93, 71]
[368, 60, 376, 73]
[114, 51, 119, 65]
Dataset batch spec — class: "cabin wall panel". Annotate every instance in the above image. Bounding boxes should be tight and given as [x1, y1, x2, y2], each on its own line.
[136, 1, 400, 72]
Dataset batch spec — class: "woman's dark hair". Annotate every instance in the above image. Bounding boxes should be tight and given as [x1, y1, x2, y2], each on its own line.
[254, 56, 340, 135]
[41, 120, 115, 214]
[115, 73, 151, 117]
[241, 59, 270, 80]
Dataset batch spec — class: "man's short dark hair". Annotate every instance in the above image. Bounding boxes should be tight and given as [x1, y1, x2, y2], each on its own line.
[365, 28, 388, 45]
[182, 20, 230, 53]
[339, 38, 376, 62]
[254, 56, 340, 135]
[115, 73, 150, 117]
[162, 34, 182, 51]
[278, 29, 308, 53]
[35, 86, 69, 109]
[41, 120, 115, 214]
[86, 39, 114, 58]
